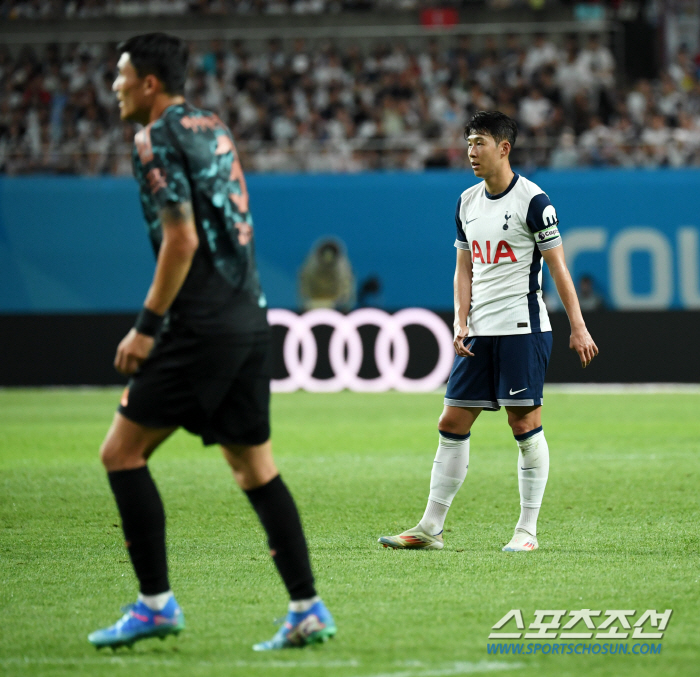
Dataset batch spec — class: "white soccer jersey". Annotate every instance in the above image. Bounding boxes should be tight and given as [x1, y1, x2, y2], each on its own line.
[454, 173, 561, 336]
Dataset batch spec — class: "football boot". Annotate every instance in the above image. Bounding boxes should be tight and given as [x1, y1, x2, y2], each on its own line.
[378, 525, 444, 550]
[88, 596, 184, 649]
[253, 599, 336, 651]
[502, 529, 538, 552]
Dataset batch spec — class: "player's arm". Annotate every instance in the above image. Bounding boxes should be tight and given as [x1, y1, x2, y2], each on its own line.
[143, 201, 199, 314]
[453, 248, 475, 357]
[541, 244, 598, 368]
[114, 201, 199, 375]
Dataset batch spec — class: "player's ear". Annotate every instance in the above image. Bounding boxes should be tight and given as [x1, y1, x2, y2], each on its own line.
[142, 73, 162, 96]
[500, 140, 511, 158]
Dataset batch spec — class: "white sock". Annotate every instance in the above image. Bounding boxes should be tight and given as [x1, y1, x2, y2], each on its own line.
[289, 595, 320, 613]
[515, 427, 549, 537]
[418, 432, 470, 536]
[138, 590, 173, 611]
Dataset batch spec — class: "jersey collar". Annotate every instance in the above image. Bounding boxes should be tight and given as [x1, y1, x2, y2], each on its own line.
[485, 173, 519, 200]
[162, 101, 186, 116]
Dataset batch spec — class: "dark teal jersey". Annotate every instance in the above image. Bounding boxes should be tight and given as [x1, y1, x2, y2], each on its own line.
[132, 102, 267, 334]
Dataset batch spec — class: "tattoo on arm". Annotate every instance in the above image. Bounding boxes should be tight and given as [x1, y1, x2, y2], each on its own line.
[159, 201, 194, 226]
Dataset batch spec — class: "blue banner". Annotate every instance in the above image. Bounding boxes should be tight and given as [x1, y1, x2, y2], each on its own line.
[1, 169, 699, 312]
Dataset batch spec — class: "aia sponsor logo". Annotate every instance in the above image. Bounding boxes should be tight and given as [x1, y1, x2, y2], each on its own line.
[472, 240, 517, 264]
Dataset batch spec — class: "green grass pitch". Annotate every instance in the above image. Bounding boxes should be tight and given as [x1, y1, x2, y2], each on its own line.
[1, 388, 699, 677]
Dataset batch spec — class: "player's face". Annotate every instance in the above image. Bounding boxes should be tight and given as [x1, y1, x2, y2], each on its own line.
[113, 53, 152, 125]
[467, 133, 506, 178]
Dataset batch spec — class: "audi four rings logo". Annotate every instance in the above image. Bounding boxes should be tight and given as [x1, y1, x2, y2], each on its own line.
[268, 308, 454, 393]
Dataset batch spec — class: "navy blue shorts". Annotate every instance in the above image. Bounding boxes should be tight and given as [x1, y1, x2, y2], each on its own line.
[444, 332, 553, 411]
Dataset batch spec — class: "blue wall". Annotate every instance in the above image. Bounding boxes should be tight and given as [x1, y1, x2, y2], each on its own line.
[2, 169, 700, 312]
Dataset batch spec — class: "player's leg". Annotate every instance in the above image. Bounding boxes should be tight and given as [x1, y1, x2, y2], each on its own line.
[210, 336, 334, 650]
[222, 440, 317, 602]
[502, 406, 548, 551]
[89, 412, 184, 648]
[379, 336, 498, 550]
[89, 332, 198, 648]
[420, 405, 479, 535]
[496, 332, 553, 552]
[220, 439, 277, 490]
[378, 406, 478, 549]
[221, 441, 336, 650]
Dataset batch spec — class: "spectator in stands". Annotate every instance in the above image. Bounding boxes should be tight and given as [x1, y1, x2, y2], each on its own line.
[578, 115, 612, 166]
[556, 45, 590, 110]
[519, 87, 552, 135]
[669, 111, 700, 166]
[668, 44, 695, 91]
[549, 128, 579, 168]
[640, 114, 672, 167]
[608, 112, 638, 167]
[657, 73, 683, 125]
[522, 32, 559, 82]
[626, 78, 653, 126]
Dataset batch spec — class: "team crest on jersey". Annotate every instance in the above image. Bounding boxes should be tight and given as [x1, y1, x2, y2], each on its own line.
[503, 212, 511, 230]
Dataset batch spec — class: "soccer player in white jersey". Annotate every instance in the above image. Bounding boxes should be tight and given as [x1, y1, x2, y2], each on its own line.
[379, 111, 598, 552]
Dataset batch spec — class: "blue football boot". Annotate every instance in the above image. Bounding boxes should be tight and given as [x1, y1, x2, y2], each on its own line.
[88, 596, 185, 649]
[253, 599, 336, 651]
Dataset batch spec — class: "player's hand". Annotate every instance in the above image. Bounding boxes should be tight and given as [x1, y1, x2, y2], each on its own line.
[454, 325, 475, 357]
[570, 327, 598, 368]
[114, 328, 155, 375]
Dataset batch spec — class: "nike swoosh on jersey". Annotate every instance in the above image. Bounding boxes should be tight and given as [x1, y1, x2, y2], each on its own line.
[465, 218, 478, 224]
[509, 388, 527, 395]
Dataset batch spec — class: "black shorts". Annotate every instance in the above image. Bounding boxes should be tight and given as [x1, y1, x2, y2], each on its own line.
[119, 327, 271, 446]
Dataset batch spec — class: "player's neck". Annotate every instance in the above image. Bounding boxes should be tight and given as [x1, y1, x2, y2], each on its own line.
[148, 94, 186, 124]
[484, 167, 515, 197]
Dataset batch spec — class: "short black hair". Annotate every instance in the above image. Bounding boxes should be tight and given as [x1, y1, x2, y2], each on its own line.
[464, 111, 518, 149]
[117, 33, 188, 96]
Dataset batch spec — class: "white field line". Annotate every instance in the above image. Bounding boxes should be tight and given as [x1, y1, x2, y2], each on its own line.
[353, 662, 525, 677]
[0, 657, 360, 669]
[0, 658, 524, 675]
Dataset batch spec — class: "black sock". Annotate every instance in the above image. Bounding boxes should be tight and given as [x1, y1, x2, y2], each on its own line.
[245, 475, 316, 601]
[107, 466, 170, 595]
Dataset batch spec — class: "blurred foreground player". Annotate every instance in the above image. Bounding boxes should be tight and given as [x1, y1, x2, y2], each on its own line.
[88, 33, 335, 650]
[379, 111, 598, 553]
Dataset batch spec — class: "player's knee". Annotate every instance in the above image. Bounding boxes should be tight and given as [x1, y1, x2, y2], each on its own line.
[222, 441, 276, 490]
[438, 411, 466, 435]
[99, 437, 145, 471]
[508, 419, 535, 437]
[99, 438, 119, 469]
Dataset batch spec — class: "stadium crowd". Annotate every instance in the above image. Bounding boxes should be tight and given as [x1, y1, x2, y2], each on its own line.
[2, 33, 700, 174]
